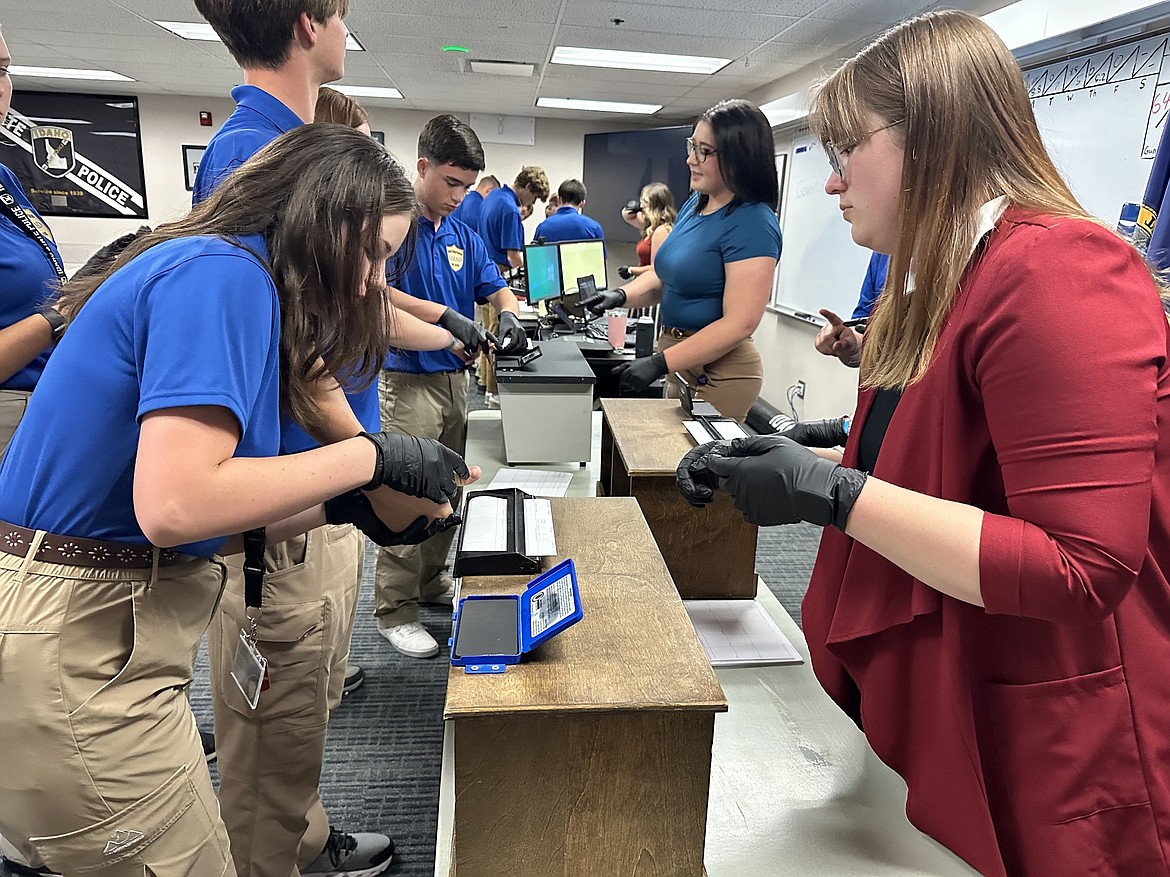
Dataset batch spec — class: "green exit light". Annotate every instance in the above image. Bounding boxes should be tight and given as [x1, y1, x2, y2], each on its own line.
[442, 45, 470, 53]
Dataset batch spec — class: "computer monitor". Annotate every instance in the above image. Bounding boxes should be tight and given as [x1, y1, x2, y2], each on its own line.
[524, 243, 563, 304]
[558, 240, 607, 292]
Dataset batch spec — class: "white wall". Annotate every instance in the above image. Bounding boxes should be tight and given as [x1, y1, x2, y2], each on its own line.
[45, 94, 622, 272]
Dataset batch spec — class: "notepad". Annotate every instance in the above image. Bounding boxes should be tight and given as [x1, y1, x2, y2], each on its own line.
[684, 600, 803, 667]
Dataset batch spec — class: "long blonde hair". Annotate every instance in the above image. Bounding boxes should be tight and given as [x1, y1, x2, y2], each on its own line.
[810, 11, 1095, 389]
[639, 182, 676, 237]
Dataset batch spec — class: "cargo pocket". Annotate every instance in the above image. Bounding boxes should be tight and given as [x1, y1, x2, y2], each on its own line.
[30, 765, 223, 875]
[983, 666, 1161, 874]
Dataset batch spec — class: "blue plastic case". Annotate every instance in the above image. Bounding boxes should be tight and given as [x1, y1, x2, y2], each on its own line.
[449, 558, 583, 674]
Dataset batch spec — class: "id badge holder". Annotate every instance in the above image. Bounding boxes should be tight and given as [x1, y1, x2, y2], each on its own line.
[230, 624, 268, 710]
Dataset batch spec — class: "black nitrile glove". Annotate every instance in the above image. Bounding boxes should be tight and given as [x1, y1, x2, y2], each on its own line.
[324, 490, 463, 546]
[581, 287, 626, 316]
[706, 435, 868, 529]
[781, 416, 849, 448]
[617, 265, 634, 281]
[676, 439, 735, 507]
[437, 307, 488, 355]
[612, 351, 667, 392]
[493, 310, 528, 355]
[358, 432, 469, 504]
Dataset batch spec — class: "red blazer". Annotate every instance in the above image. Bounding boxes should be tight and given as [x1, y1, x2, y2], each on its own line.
[804, 209, 1170, 876]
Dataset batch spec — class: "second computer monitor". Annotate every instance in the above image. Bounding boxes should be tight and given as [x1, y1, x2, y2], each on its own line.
[524, 243, 563, 304]
[559, 240, 607, 293]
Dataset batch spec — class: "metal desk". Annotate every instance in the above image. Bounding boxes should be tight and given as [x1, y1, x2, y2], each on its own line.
[495, 338, 594, 465]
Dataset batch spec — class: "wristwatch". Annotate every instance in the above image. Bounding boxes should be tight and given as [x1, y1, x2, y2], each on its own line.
[39, 306, 66, 343]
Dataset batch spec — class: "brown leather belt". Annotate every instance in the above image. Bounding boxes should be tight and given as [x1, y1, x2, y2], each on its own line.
[663, 326, 697, 340]
[0, 521, 185, 569]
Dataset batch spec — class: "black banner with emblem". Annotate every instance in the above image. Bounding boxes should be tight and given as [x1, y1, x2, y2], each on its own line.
[0, 90, 148, 219]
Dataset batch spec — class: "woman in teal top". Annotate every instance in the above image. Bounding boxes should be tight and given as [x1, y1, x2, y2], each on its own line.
[583, 99, 782, 421]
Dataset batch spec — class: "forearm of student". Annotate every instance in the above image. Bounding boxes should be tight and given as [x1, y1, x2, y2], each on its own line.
[659, 317, 751, 374]
[506, 249, 524, 269]
[0, 314, 55, 384]
[135, 409, 379, 547]
[219, 505, 328, 554]
[389, 309, 455, 352]
[486, 287, 520, 316]
[618, 269, 663, 309]
[387, 286, 446, 323]
[844, 477, 985, 606]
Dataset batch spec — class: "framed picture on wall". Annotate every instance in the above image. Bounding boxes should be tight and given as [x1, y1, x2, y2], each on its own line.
[371, 130, 385, 145]
[0, 90, 148, 218]
[183, 145, 206, 192]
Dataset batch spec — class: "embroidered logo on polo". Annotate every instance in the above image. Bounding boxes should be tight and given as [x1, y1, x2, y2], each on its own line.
[446, 245, 464, 272]
[104, 828, 145, 856]
[31, 126, 76, 178]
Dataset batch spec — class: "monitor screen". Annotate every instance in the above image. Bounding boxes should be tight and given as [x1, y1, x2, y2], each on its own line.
[559, 240, 607, 292]
[525, 243, 563, 303]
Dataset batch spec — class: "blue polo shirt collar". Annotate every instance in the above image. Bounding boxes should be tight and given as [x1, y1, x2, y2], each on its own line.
[503, 184, 520, 206]
[555, 206, 578, 215]
[230, 84, 304, 133]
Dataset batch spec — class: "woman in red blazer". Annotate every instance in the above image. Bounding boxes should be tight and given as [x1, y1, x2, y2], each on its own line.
[679, 10, 1170, 876]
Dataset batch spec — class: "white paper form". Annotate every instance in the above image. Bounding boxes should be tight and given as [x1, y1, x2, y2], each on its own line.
[461, 495, 509, 552]
[684, 599, 804, 667]
[486, 468, 573, 497]
[522, 498, 557, 557]
[683, 420, 749, 444]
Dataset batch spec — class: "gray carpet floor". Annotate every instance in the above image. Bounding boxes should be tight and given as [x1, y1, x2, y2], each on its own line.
[189, 380, 823, 877]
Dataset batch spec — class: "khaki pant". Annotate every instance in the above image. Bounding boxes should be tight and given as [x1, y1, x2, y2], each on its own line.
[475, 304, 500, 395]
[660, 333, 763, 423]
[0, 542, 233, 876]
[374, 370, 468, 628]
[208, 524, 363, 877]
[0, 388, 31, 453]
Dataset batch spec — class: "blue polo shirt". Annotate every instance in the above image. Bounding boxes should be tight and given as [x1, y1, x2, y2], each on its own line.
[534, 206, 606, 254]
[654, 192, 782, 332]
[450, 190, 483, 229]
[195, 84, 380, 449]
[853, 252, 889, 320]
[0, 164, 63, 391]
[478, 185, 524, 267]
[0, 235, 282, 558]
[386, 215, 505, 374]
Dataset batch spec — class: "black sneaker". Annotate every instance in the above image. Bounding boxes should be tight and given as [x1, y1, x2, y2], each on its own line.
[0, 857, 58, 876]
[342, 664, 365, 696]
[200, 728, 216, 763]
[301, 828, 393, 876]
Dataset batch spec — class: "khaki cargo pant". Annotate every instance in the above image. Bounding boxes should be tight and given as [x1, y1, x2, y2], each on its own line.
[208, 524, 363, 877]
[0, 389, 31, 453]
[0, 541, 233, 876]
[659, 333, 763, 424]
[475, 304, 500, 395]
[374, 370, 467, 628]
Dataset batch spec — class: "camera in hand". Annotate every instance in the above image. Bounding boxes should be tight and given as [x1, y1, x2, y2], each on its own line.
[625, 199, 642, 214]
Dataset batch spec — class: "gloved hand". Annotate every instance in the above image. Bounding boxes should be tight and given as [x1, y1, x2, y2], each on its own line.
[581, 287, 626, 316]
[492, 310, 528, 355]
[617, 265, 634, 281]
[612, 351, 667, 392]
[324, 490, 462, 546]
[781, 416, 849, 448]
[437, 307, 488, 355]
[703, 435, 868, 529]
[358, 432, 469, 504]
[676, 439, 735, 507]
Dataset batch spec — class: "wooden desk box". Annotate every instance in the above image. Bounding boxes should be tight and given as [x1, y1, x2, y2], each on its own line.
[599, 398, 758, 600]
[444, 497, 727, 877]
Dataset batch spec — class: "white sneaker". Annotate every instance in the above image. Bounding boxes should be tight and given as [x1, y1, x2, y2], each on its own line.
[424, 576, 456, 607]
[378, 621, 439, 658]
[302, 827, 393, 876]
[484, 391, 499, 409]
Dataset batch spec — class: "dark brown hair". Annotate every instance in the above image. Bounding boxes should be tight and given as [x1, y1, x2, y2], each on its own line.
[515, 166, 550, 201]
[417, 114, 485, 171]
[696, 99, 778, 213]
[557, 179, 586, 206]
[193, 0, 348, 69]
[56, 124, 416, 433]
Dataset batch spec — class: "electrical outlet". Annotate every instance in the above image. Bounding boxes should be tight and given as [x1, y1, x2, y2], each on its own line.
[795, 380, 806, 399]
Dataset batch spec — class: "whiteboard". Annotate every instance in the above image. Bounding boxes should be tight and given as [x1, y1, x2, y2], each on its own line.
[773, 135, 873, 323]
[771, 32, 1170, 322]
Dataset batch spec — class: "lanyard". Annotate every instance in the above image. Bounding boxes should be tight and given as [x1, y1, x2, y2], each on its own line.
[0, 178, 67, 285]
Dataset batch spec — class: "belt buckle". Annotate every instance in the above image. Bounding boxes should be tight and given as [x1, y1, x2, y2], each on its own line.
[670, 327, 685, 340]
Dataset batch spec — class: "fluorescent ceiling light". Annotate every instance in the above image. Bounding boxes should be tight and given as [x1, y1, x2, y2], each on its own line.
[469, 60, 535, 77]
[333, 84, 404, 100]
[982, 0, 1165, 50]
[551, 46, 729, 75]
[10, 65, 134, 82]
[537, 97, 661, 114]
[759, 91, 808, 126]
[155, 21, 363, 51]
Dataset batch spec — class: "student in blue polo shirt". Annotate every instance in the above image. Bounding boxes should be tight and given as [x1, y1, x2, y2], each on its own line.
[449, 173, 499, 230]
[474, 165, 549, 395]
[190, 3, 472, 876]
[0, 124, 461, 877]
[534, 178, 606, 252]
[813, 251, 890, 368]
[374, 115, 528, 659]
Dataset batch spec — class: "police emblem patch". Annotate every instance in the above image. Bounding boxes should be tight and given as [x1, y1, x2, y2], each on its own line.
[31, 126, 76, 178]
[446, 244, 464, 272]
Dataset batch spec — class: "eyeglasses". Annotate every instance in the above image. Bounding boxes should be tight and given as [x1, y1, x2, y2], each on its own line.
[826, 120, 903, 180]
[685, 137, 718, 163]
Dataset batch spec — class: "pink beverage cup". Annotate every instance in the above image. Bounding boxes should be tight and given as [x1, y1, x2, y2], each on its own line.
[607, 310, 629, 349]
